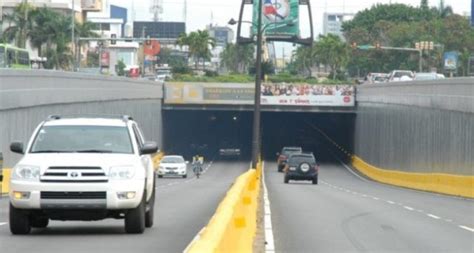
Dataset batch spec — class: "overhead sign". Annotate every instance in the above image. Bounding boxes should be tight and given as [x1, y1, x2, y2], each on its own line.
[444, 51, 459, 71]
[252, 0, 300, 38]
[165, 83, 355, 107]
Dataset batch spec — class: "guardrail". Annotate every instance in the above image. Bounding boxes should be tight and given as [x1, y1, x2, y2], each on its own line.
[186, 162, 262, 253]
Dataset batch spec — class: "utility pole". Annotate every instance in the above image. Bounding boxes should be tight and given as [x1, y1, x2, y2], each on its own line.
[251, 0, 263, 169]
[72, 0, 76, 71]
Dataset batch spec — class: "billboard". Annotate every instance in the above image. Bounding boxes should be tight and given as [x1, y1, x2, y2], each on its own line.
[252, 0, 300, 38]
[164, 83, 355, 107]
[133, 22, 185, 39]
[444, 51, 459, 71]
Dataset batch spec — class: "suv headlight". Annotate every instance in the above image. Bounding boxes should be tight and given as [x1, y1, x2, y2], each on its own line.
[12, 165, 41, 181]
[109, 166, 135, 179]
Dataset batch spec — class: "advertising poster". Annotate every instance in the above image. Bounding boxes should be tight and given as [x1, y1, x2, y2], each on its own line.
[252, 0, 300, 38]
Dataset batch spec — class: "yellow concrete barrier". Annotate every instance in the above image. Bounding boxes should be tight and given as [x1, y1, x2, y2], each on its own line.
[352, 156, 474, 198]
[187, 162, 261, 253]
[152, 152, 165, 170]
[1, 168, 11, 195]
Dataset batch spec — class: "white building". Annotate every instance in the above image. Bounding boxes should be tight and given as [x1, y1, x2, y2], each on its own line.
[322, 13, 355, 40]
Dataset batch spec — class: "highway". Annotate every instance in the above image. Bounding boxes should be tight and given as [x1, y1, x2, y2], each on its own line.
[0, 161, 249, 253]
[265, 161, 474, 253]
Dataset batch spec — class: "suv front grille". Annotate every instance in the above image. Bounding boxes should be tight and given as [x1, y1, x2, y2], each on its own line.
[41, 166, 108, 183]
[41, 191, 106, 199]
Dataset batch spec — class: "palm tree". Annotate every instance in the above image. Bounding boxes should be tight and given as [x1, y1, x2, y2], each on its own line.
[220, 43, 254, 73]
[2, 2, 35, 48]
[177, 30, 216, 70]
[75, 21, 99, 67]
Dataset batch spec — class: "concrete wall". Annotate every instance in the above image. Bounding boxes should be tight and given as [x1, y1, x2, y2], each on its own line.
[354, 78, 474, 176]
[0, 70, 163, 167]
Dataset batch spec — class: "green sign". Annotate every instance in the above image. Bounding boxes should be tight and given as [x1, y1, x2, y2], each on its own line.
[252, 0, 300, 38]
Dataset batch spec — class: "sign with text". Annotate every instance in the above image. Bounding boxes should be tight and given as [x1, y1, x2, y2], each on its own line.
[165, 83, 355, 107]
[252, 0, 300, 38]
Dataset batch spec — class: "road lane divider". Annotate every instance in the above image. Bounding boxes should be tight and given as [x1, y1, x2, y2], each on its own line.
[352, 156, 474, 199]
[186, 162, 262, 253]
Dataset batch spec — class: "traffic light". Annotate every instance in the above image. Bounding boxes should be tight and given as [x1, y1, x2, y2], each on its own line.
[351, 42, 357, 49]
[111, 34, 117, 45]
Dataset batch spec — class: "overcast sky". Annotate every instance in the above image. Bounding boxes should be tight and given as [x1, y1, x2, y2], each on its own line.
[108, 0, 472, 56]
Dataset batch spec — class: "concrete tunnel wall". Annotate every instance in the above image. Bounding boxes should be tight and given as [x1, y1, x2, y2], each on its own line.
[354, 78, 474, 176]
[0, 70, 164, 168]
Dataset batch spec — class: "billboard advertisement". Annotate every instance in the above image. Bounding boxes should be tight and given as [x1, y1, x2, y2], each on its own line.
[444, 51, 459, 71]
[252, 0, 300, 38]
[164, 83, 355, 107]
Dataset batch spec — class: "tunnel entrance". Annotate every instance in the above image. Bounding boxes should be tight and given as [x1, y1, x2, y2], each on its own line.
[162, 110, 356, 163]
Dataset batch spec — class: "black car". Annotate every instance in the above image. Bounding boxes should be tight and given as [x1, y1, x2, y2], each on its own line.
[284, 153, 319, 184]
[277, 147, 302, 172]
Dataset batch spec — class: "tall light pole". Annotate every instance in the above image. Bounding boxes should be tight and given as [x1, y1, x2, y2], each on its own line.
[250, 0, 263, 168]
[71, 0, 76, 71]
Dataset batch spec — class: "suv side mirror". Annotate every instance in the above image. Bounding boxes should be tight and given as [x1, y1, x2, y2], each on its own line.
[10, 142, 25, 154]
[141, 141, 158, 155]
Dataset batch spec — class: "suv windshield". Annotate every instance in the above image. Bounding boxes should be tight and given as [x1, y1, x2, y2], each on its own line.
[30, 125, 133, 154]
[161, 157, 184, 163]
[288, 155, 316, 166]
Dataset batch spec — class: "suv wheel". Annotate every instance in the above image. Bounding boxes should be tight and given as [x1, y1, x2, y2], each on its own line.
[284, 174, 290, 184]
[30, 215, 49, 228]
[125, 194, 146, 234]
[312, 175, 318, 185]
[9, 204, 31, 235]
[145, 184, 156, 228]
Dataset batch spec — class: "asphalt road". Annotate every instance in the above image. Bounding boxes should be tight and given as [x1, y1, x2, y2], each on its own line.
[0, 160, 249, 253]
[265, 161, 474, 253]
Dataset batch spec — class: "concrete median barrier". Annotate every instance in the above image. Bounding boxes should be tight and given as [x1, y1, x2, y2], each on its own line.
[186, 163, 261, 253]
[352, 156, 474, 198]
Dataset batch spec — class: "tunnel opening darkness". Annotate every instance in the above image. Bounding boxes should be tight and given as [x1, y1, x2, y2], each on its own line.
[162, 110, 355, 163]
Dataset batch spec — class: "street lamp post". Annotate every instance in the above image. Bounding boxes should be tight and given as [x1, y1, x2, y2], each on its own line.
[71, 0, 76, 71]
[251, 0, 263, 169]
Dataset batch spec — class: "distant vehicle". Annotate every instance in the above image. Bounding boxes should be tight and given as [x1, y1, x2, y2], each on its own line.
[0, 44, 30, 69]
[284, 153, 319, 185]
[158, 155, 188, 178]
[8, 115, 158, 234]
[277, 147, 303, 172]
[387, 70, 414, 82]
[156, 68, 173, 80]
[219, 140, 241, 158]
[367, 73, 388, 84]
[414, 72, 444, 81]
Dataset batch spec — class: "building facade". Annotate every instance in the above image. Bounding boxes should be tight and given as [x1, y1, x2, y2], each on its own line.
[322, 13, 354, 40]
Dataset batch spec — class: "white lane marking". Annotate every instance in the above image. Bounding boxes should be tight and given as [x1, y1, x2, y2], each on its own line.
[334, 156, 371, 183]
[0, 222, 7, 226]
[459, 225, 474, 233]
[386, 200, 395, 204]
[372, 197, 379, 200]
[183, 226, 206, 253]
[427, 214, 441, 220]
[404, 206, 414, 211]
[445, 219, 453, 223]
[262, 161, 275, 253]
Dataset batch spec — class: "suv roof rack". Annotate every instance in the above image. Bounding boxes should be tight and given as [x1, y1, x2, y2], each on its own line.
[46, 114, 134, 122]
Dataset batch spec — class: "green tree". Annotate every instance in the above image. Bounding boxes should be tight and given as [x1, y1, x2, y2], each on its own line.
[116, 59, 126, 76]
[220, 43, 254, 73]
[177, 30, 216, 70]
[291, 45, 315, 77]
[314, 34, 350, 80]
[2, 2, 35, 48]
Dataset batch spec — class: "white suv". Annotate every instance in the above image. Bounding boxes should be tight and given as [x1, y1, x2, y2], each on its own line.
[8, 115, 158, 234]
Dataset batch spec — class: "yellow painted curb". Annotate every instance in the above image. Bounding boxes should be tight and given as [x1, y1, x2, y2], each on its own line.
[187, 162, 261, 253]
[352, 156, 474, 198]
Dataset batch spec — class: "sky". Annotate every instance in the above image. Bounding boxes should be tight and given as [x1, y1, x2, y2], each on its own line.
[107, 0, 472, 56]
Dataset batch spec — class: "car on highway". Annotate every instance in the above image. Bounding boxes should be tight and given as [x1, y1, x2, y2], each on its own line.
[277, 147, 303, 172]
[284, 153, 319, 184]
[219, 140, 241, 158]
[414, 72, 446, 81]
[157, 155, 188, 178]
[8, 115, 158, 234]
[387, 70, 414, 82]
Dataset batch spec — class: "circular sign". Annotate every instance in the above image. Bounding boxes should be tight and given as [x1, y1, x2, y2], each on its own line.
[144, 40, 161, 56]
[263, 0, 290, 22]
[344, 96, 351, 103]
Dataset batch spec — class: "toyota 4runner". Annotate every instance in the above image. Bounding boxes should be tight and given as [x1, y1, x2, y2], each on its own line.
[284, 153, 319, 185]
[8, 115, 158, 234]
